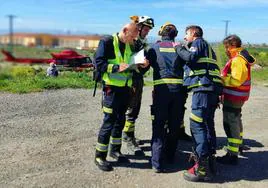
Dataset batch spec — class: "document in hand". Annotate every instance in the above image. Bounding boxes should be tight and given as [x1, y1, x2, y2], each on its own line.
[132, 49, 145, 64]
[124, 49, 145, 72]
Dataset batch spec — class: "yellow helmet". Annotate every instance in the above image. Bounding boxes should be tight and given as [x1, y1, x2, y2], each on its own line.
[158, 22, 178, 37]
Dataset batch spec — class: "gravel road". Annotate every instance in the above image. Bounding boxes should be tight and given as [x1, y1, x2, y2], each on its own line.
[1, 85, 268, 188]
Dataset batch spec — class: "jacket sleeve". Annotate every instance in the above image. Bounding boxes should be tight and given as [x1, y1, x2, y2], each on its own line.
[222, 56, 249, 87]
[146, 47, 157, 68]
[176, 45, 199, 63]
[95, 39, 119, 74]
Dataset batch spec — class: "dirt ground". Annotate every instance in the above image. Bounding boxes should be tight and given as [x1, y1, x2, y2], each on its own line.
[1, 85, 268, 188]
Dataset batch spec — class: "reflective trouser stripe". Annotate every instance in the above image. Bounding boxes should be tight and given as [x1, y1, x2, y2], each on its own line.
[240, 132, 243, 145]
[190, 113, 203, 123]
[110, 137, 122, 145]
[228, 138, 243, 144]
[96, 143, 108, 152]
[227, 145, 239, 153]
[103, 106, 113, 114]
[198, 169, 206, 176]
[227, 137, 242, 154]
[123, 120, 135, 132]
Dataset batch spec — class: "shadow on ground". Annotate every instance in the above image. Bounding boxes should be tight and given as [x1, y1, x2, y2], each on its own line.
[111, 137, 267, 182]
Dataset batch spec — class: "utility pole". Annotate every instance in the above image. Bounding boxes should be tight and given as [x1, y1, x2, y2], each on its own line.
[222, 20, 231, 38]
[6, 14, 16, 53]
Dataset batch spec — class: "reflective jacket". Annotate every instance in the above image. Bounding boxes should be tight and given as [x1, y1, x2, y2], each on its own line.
[221, 48, 255, 102]
[176, 38, 223, 94]
[147, 39, 185, 92]
[101, 34, 133, 87]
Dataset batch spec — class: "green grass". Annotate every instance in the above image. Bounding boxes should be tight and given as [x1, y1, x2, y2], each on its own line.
[0, 64, 95, 93]
[252, 67, 268, 85]
[1, 45, 268, 93]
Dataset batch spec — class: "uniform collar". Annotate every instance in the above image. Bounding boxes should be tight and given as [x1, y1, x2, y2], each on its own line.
[229, 47, 243, 58]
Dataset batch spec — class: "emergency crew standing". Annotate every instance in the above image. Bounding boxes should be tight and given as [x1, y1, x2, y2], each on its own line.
[122, 16, 154, 155]
[216, 35, 255, 165]
[176, 25, 223, 181]
[146, 23, 186, 173]
[94, 22, 139, 171]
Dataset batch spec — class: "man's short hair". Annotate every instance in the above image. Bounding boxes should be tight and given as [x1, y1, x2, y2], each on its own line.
[185, 25, 203, 37]
[223, 35, 242, 48]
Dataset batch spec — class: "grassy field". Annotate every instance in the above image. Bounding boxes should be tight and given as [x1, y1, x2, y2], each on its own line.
[0, 45, 267, 93]
[0, 63, 95, 93]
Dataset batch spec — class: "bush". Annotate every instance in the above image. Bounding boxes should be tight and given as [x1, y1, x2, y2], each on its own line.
[10, 66, 36, 78]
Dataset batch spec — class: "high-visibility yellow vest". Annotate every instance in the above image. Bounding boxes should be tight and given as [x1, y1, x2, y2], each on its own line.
[102, 34, 133, 87]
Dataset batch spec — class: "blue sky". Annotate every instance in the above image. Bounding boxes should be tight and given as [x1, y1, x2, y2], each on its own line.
[0, 0, 267, 44]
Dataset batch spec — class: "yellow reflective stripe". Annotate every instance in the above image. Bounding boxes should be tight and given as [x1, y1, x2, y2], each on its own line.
[197, 57, 217, 64]
[198, 170, 206, 176]
[227, 145, 239, 152]
[153, 78, 183, 85]
[123, 121, 135, 132]
[188, 81, 202, 89]
[103, 106, 113, 114]
[192, 69, 207, 76]
[110, 137, 122, 145]
[240, 132, 243, 137]
[96, 143, 108, 152]
[159, 48, 175, 53]
[107, 64, 114, 73]
[190, 113, 203, 123]
[213, 78, 223, 84]
[124, 126, 135, 132]
[228, 138, 243, 144]
[208, 70, 220, 77]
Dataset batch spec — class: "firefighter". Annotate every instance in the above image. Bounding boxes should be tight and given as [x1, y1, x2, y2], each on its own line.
[216, 35, 255, 165]
[122, 15, 154, 155]
[146, 22, 186, 172]
[176, 25, 223, 181]
[94, 22, 139, 171]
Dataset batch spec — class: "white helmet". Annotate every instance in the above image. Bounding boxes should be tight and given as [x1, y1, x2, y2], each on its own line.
[130, 15, 154, 29]
[138, 16, 154, 29]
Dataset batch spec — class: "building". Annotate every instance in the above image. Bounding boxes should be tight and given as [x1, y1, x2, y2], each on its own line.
[0, 33, 102, 50]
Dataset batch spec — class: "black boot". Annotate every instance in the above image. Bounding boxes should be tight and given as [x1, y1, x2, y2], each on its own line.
[183, 157, 213, 182]
[209, 155, 217, 175]
[95, 157, 113, 171]
[95, 151, 113, 172]
[239, 144, 250, 155]
[216, 152, 238, 165]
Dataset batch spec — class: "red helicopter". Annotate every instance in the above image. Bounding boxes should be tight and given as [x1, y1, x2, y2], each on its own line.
[1, 49, 93, 70]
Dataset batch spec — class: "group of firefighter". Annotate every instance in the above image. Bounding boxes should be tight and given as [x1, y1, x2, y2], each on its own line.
[93, 15, 255, 182]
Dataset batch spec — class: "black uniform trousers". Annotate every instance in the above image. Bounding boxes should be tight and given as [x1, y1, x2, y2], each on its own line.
[96, 85, 130, 158]
[151, 85, 185, 169]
